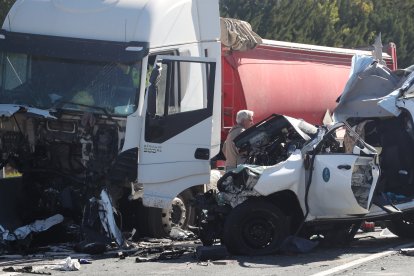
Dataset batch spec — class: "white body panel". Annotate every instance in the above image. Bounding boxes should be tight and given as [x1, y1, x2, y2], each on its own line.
[254, 151, 304, 197]
[309, 155, 379, 218]
[138, 54, 218, 207]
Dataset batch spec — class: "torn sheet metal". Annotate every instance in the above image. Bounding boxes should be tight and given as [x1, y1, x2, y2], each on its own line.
[97, 190, 124, 246]
[217, 165, 263, 207]
[334, 55, 400, 122]
[0, 214, 63, 241]
[0, 104, 56, 118]
[377, 89, 402, 117]
[134, 245, 189, 262]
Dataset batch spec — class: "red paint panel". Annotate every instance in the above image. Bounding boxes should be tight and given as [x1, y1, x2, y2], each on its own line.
[220, 42, 397, 141]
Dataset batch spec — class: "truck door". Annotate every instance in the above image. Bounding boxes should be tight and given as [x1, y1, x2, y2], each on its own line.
[138, 55, 216, 208]
[308, 126, 379, 218]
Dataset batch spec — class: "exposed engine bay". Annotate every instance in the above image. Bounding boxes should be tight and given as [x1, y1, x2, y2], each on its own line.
[0, 108, 139, 248]
[234, 114, 318, 166]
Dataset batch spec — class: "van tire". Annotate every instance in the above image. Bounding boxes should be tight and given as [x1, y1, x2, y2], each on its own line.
[222, 199, 288, 255]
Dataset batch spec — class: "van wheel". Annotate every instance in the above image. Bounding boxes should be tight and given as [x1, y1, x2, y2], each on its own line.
[146, 190, 196, 238]
[222, 199, 288, 255]
[386, 217, 414, 238]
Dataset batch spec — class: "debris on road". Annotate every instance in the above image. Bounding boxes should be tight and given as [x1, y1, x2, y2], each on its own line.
[54, 256, 81, 271]
[400, 248, 414, 256]
[78, 258, 92, 264]
[169, 226, 196, 241]
[3, 266, 51, 275]
[0, 214, 64, 242]
[380, 228, 398, 238]
[134, 246, 189, 262]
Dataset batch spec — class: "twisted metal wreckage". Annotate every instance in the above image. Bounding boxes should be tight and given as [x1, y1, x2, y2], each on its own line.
[196, 54, 414, 255]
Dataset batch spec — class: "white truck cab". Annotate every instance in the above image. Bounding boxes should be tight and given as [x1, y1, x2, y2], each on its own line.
[0, 0, 221, 237]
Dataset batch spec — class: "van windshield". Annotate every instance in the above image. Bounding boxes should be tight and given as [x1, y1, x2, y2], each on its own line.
[0, 51, 141, 116]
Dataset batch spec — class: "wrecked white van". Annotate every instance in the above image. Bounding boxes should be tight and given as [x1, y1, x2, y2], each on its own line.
[198, 56, 414, 256]
[197, 114, 381, 255]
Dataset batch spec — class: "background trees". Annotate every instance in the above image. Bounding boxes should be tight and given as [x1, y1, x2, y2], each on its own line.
[221, 0, 414, 68]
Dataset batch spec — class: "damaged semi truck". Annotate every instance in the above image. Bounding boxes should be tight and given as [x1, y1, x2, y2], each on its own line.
[0, 0, 222, 241]
[197, 55, 414, 256]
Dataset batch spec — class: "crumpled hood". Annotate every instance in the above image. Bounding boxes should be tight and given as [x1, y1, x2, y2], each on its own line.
[234, 114, 318, 151]
[0, 104, 56, 118]
[333, 55, 402, 122]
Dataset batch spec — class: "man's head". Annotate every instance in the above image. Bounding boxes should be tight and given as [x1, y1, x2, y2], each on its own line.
[236, 110, 254, 129]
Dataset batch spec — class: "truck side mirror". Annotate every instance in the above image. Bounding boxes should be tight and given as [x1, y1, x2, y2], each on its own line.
[147, 63, 162, 115]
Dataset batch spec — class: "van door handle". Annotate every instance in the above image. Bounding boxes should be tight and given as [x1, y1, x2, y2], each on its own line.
[337, 164, 352, 170]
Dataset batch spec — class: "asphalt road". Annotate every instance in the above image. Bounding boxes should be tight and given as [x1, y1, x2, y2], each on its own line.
[1, 228, 414, 276]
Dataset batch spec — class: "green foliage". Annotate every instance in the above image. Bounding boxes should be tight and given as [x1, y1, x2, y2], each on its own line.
[220, 0, 414, 68]
[0, 0, 15, 26]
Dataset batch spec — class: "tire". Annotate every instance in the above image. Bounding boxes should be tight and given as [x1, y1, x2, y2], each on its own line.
[386, 217, 414, 238]
[146, 190, 196, 238]
[222, 199, 288, 255]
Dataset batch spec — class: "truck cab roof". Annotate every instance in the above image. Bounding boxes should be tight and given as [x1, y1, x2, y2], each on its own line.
[3, 0, 219, 48]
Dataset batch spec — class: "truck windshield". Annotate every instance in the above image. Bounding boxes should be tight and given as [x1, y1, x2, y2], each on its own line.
[0, 51, 141, 116]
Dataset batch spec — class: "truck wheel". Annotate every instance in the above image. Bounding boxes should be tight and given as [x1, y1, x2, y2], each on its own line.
[146, 190, 196, 238]
[222, 199, 288, 255]
[386, 218, 414, 238]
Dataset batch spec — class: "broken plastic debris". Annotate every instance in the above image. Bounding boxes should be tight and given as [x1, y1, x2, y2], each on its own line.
[3, 266, 51, 275]
[379, 228, 398, 238]
[55, 257, 81, 271]
[400, 248, 414, 256]
[78, 258, 92, 264]
[96, 189, 124, 246]
[169, 226, 195, 240]
[0, 214, 64, 241]
[134, 246, 187, 262]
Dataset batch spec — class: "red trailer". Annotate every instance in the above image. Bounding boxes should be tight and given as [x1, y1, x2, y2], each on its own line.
[221, 39, 397, 139]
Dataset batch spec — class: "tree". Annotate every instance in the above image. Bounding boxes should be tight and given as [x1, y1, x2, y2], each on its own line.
[0, 0, 16, 26]
[220, 0, 414, 67]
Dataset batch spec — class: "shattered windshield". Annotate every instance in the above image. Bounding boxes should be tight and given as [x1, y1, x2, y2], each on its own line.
[0, 51, 141, 116]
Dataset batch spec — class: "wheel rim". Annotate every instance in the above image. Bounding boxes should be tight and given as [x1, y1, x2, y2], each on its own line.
[241, 212, 279, 249]
[161, 197, 187, 232]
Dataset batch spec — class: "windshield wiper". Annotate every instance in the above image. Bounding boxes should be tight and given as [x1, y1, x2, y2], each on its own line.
[53, 101, 113, 118]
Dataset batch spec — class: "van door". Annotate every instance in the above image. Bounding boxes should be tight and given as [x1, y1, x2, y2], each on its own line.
[308, 125, 380, 218]
[138, 55, 216, 208]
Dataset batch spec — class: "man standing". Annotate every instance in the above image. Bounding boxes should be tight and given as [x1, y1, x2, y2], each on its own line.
[222, 110, 254, 172]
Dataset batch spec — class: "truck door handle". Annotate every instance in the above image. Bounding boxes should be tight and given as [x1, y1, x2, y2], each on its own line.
[337, 164, 351, 170]
[195, 148, 210, 160]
